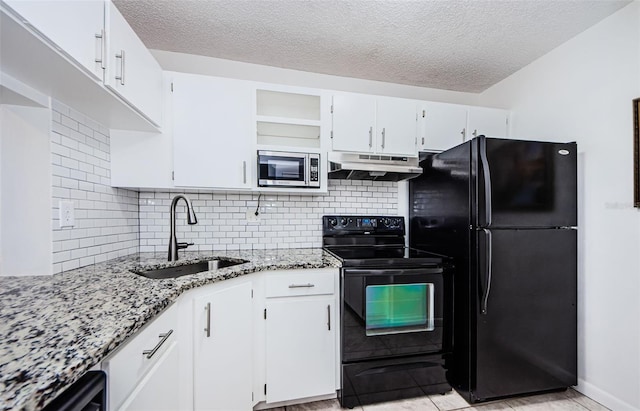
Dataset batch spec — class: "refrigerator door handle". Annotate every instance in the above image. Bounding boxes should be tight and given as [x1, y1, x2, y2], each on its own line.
[481, 228, 492, 315]
[479, 136, 492, 227]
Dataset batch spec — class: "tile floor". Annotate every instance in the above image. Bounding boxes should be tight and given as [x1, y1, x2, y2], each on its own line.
[276, 389, 610, 411]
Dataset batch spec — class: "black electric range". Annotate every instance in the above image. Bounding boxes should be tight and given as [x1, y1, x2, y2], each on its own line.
[322, 215, 453, 409]
[322, 215, 445, 268]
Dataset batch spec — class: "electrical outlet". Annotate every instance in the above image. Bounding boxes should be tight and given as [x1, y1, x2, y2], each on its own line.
[59, 201, 75, 228]
[246, 209, 260, 223]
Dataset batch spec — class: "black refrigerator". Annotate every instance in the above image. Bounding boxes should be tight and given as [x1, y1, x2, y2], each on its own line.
[409, 136, 577, 403]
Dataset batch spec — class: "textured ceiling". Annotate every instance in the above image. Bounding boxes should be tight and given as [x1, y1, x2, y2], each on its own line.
[112, 0, 630, 93]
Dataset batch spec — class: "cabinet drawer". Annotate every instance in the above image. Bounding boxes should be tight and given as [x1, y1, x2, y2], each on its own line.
[103, 303, 177, 411]
[266, 269, 335, 298]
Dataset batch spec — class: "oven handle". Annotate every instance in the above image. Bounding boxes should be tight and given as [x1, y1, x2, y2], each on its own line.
[343, 267, 443, 276]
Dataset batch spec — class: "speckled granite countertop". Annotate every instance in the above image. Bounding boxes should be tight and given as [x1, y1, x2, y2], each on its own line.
[0, 248, 341, 411]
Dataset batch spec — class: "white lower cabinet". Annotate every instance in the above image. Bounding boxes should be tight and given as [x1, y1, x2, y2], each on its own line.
[193, 280, 254, 411]
[265, 297, 336, 403]
[102, 303, 178, 411]
[263, 269, 337, 404]
[118, 341, 180, 411]
[105, 268, 339, 411]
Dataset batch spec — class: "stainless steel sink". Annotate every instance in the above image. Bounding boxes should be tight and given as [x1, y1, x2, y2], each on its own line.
[134, 259, 247, 280]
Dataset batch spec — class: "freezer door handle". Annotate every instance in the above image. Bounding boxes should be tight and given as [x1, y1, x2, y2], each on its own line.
[479, 136, 492, 227]
[480, 228, 492, 315]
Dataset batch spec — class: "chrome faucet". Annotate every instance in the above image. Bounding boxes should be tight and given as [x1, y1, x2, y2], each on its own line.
[168, 194, 198, 261]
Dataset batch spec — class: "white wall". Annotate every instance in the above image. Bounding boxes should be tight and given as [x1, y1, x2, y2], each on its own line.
[0, 104, 52, 276]
[479, 2, 640, 409]
[151, 50, 481, 106]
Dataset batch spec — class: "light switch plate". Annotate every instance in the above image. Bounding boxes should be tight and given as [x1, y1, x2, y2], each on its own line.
[59, 201, 75, 228]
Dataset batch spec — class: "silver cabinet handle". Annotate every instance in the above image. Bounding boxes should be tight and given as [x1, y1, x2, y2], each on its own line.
[288, 283, 315, 288]
[421, 137, 425, 145]
[242, 161, 247, 184]
[115, 50, 125, 85]
[472, 129, 478, 137]
[204, 302, 211, 337]
[461, 128, 466, 141]
[142, 329, 173, 359]
[368, 126, 373, 148]
[94, 29, 105, 69]
[381, 128, 386, 149]
[327, 305, 331, 331]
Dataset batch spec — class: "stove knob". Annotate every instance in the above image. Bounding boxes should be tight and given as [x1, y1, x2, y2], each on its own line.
[340, 218, 348, 226]
[383, 218, 390, 227]
[328, 218, 337, 227]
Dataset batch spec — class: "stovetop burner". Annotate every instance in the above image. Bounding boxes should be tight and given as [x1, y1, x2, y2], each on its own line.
[324, 245, 444, 268]
[322, 215, 445, 267]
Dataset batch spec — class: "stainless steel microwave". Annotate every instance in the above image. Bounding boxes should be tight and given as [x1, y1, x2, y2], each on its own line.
[257, 150, 320, 188]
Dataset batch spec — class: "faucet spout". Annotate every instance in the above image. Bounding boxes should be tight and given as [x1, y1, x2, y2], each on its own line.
[168, 194, 198, 261]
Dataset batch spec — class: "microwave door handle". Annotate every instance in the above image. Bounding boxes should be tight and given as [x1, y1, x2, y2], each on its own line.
[305, 156, 310, 186]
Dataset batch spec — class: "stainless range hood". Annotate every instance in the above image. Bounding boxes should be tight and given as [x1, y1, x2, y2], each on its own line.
[327, 152, 422, 182]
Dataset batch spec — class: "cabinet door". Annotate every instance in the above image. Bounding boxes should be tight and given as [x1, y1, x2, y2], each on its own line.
[376, 97, 418, 156]
[193, 282, 253, 411]
[419, 102, 467, 152]
[467, 106, 509, 138]
[110, 73, 174, 189]
[332, 93, 376, 153]
[172, 73, 252, 189]
[3, 0, 105, 81]
[119, 342, 180, 411]
[105, 1, 162, 126]
[265, 297, 336, 403]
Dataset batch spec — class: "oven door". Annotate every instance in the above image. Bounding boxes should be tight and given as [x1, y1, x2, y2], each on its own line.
[341, 267, 446, 363]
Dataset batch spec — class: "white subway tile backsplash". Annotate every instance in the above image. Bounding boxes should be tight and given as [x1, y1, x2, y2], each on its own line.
[138, 180, 398, 253]
[51, 101, 139, 274]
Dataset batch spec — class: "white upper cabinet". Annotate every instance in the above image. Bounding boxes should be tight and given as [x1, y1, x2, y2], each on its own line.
[376, 97, 419, 156]
[105, 1, 162, 126]
[331, 93, 377, 152]
[110, 73, 174, 189]
[332, 93, 418, 157]
[172, 72, 252, 189]
[466, 106, 510, 139]
[2, 0, 105, 81]
[418, 104, 510, 152]
[2, 0, 162, 130]
[418, 102, 468, 152]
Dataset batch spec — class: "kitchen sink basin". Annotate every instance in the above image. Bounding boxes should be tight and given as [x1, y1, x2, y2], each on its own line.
[134, 259, 248, 280]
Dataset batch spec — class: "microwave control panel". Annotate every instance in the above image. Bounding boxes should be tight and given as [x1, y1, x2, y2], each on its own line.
[309, 154, 320, 187]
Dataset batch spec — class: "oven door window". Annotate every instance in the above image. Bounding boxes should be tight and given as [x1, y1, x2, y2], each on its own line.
[259, 156, 305, 182]
[365, 283, 435, 336]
